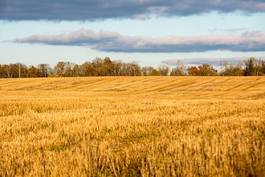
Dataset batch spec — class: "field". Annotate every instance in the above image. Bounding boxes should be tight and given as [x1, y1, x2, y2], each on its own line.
[0, 77, 265, 177]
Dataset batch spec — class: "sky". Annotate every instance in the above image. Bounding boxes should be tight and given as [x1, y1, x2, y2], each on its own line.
[0, 0, 265, 67]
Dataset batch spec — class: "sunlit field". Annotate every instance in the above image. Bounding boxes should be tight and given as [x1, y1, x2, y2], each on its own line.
[0, 77, 265, 177]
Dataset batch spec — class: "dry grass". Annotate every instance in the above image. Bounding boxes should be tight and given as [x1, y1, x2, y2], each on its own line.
[0, 77, 265, 177]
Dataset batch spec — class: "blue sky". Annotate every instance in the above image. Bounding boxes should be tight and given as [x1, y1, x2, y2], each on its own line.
[1, 1, 265, 66]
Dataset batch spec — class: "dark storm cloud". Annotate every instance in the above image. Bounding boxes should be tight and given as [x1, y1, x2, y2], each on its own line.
[1, 0, 265, 21]
[14, 29, 265, 53]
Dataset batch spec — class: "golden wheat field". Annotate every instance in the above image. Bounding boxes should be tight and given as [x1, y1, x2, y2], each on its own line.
[0, 77, 265, 177]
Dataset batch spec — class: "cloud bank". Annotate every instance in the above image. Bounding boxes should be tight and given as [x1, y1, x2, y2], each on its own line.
[162, 58, 245, 66]
[15, 29, 265, 53]
[1, 0, 265, 20]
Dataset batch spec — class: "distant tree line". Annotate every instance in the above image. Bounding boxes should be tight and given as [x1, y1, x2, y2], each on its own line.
[0, 57, 265, 78]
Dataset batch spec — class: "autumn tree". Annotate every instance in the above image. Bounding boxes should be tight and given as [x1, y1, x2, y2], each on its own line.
[80, 62, 94, 76]
[27, 66, 39, 77]
[123, 62, 141, 76]
[141, 66, 160, 76]
[38, 64, 49, 77]
[55, 61, 66, 77]
[244, 58, 255, 76]
[112, 61, 123, 76]
[187, 66, 200, 76]
[255, 59, 265, 76]
[220, 64, 244, 76]
[243, 57, 265, 76]
[187, 64, 217, 76]
[262, 60, 265, 75]
[64, 62, 75, 77]
[72, 64, 80, 77]
[0, 64, 10, 78]
[158, 65, 170, 76]
[198, 64, 218, 76]
[170, 60, 186, 76]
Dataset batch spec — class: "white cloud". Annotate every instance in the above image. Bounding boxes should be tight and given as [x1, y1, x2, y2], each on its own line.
[15, 29, 265, 53]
